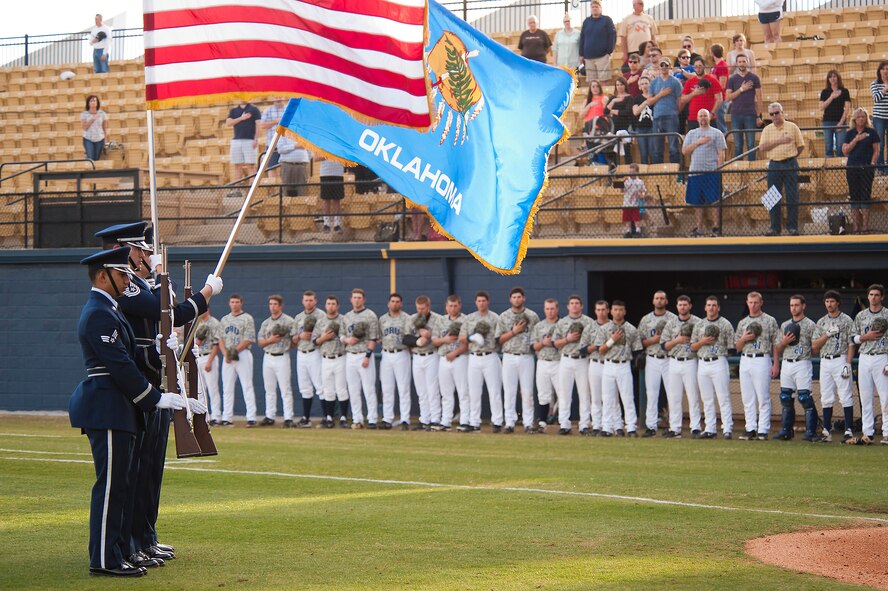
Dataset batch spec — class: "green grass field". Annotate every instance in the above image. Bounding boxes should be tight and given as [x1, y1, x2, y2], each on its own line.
[1, 415, 885, 590]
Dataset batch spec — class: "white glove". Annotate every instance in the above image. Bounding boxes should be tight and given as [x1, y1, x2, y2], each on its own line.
[187, 397, 208, 414]
[148, 254, 163, 272]
[155, 333, 163, 353]
[841, 365, 850, 379]
[156, 392, 187, 410]
[468, 333, 484, 346]
[205, 274, 224, 296]
[166, 334, 180, 353]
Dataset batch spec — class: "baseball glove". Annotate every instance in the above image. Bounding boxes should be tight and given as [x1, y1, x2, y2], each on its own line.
[679, 323, 694, 338]
[475, 321, 491, 337]
[271, 323, 290, 338]
[447, 321, 462, 336]
[843, 434, 872, 445]
[784, 322, 801, 342]
[654, 319, 668, 334]
[401, 334, 419, 348]
[747, 321, 762, 338]
[569, 321, 584, 335]
[327, 321, 340, 335]
[704, 324, 720, 339]
[95, 31, 107, 41]
[195, 325, 210, 342]
[226, 344, 239, 362]
[414, 314, 429, 330]
[352, 322, 367, 339]
[871, 317, 888, 334]
[302, 315, 317, 333]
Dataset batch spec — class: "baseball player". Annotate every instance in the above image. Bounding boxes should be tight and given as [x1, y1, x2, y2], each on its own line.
[496, 287, 540, 433]
[342, 288, 379, 428]
[734, 291, 780, 440]
[774, 295, 820, 442]
[636, 291, 677, 437]
[257, 294, 295, 427]
[596, 300, 643, 436]
[553, 294, 593, 435]
[458, 291, 501, 432]
[850, 284, 888, 445]
[580, 300, 623, 435]
[311, 295, 348, 428]
[432, 295, 468, 432]
[532, 298, 560, 433]
[194, 308, 223, 425]
[407, 295, 442, 430]
[691, 296, 735, 439]
[292, 290, 325, 428]
[378, 293, 413, 430]
[812, 290, 855, 443]
[661, 295, 702, 438]
[220, 294, 258, 426]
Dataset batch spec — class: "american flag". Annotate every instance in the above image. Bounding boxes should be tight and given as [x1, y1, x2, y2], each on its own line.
[143, 0, 431, 129]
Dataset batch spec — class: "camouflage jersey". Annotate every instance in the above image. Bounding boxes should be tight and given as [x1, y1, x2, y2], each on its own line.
[378, 312, 412, 351]
[195, 316, 223, 356]
[408, 311, 442, 354]
[293, 308, 325, 353]
[813, 312, 855, 358]
[554, 314, 593, 358]
[636, 310, 677, 357]
[258, 313, 295, 355]
[459, 311, 500, 354]
[342, 308, 380, 354]
[691, 316, 735, 359]
[579, 321, 608, 362]
[495, 307, 540, 355]
[660, 314, 700, 360]
[220, 312, 256, 353]
[779, 317, 817, 361]
[531, 318, 560, 362]
[312, 314, 345, 357]
[735, 312, 779, 356]
[433, 313, 467, 357]
[853, 307, 888, 355]
[593, 320, 643, 362]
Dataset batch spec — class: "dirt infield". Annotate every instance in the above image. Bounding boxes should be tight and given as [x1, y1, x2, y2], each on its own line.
[746, 526, 888, 590]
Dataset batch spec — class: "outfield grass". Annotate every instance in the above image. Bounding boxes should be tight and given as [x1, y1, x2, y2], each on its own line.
[0, 415, 885, 590]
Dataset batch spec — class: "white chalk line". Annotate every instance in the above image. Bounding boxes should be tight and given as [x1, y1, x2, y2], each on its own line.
[0, 432, 67, 438]
[2, 452, 886, 524]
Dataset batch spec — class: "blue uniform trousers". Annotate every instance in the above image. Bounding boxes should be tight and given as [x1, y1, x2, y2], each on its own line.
[85, 428, 135, 570]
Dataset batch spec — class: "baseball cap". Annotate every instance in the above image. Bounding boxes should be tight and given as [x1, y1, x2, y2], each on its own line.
[658, 57, 672, 67]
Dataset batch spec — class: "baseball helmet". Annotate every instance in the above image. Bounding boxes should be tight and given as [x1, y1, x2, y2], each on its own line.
[784, 322, 801, 341]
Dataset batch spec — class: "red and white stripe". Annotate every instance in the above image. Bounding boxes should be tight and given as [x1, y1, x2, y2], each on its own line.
[143, 0, 430, 128]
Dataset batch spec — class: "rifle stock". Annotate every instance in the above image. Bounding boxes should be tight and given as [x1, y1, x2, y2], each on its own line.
[183, 260, 217, 456]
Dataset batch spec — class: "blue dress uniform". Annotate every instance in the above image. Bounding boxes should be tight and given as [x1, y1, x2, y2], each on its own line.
[69, 248, 162, 577]
[95, 222, 209, 559]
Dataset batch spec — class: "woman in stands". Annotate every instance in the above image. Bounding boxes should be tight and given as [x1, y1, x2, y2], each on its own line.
[819, 70, 851, 158]
[755, 0, 783, 44]
[80, 95, 108, 161]
[606, 77, 636, 165]
[727, 34, 756, 74]
[842, 108, 880, 234]
[631, 76, 655, 165]
[581, 79, 610, 151]
[870, 60, 888, 173]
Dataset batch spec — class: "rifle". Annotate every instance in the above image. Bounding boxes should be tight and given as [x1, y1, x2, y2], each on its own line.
[182, 260, 217, 456]
[159, 247, 202, 458]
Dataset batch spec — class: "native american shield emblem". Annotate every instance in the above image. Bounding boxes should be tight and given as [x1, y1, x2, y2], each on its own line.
[427, 31, 485, 146]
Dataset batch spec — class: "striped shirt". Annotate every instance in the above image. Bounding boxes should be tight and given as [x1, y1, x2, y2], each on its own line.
[871, 80, 888, 120]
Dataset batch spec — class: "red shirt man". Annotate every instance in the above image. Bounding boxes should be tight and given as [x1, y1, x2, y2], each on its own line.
[680, 57, 723, 129]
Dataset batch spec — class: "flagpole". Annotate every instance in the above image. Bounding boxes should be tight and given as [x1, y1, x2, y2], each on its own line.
[146, 109, 161, 254]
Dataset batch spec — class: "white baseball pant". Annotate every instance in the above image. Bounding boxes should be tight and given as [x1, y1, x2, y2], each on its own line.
[603, 360, 637, 433]
[698, 357, 733, 434]
[819, 356, 853, 410]
[262, 352, 294, 421]
[413, 353, 440, 425]
[468, 353, 502, 428]
[296, 349, 322, 400]
[857, 353, 888, 437]
[380, 350, 412, 424]
[346, 352, 378, 424]
[503, 353, 535, 428]
[321, 355, 348, 402]
[197, 354, 221, 422]
[587, 360, 622, 431]
[439, 354, 468, 425]
[780, 359, 813, 392]
[666, 358, 701, 433]
[536, 359, 560, 406]
[221, 349, 257, 422]
[644, 356, 669, 430]
[739, 354, 772, 434]
[557, 356, 589, 430]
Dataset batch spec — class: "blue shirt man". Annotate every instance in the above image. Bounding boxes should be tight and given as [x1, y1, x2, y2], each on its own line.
[647, 57, 684, 164]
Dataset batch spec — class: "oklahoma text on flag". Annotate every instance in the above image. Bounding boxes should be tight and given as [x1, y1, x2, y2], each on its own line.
[143, 0, 431, 129]
[279, 0, 574, 273]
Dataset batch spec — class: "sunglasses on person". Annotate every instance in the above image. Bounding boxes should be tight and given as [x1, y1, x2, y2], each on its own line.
[659, 64, 671, 68]
[683, 44, 693, 49]
[679, 55, 690, 59]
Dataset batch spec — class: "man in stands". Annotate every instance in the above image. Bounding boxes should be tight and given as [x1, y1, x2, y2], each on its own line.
[725, 54, 763, 161]
[89, 14, 112, 74]
[680, 57, 723, 132]
[225, 102, 262, 181]
[618, 0, 657, 65]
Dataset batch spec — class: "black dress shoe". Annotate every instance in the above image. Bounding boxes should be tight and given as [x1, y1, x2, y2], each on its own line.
[146, 546, 175, 560]
[154, 542, 175, 553]
[128, 551, 164, 568]
[89, 561, 147, 577]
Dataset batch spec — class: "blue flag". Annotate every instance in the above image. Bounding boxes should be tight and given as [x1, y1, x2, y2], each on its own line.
[278, 0, 574, 273]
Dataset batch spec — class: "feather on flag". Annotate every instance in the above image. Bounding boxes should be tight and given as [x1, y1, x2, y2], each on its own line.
[143, 0, 431, 129]
[278, 0, 574, 273]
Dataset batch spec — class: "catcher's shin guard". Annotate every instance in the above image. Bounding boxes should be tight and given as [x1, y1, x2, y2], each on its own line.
[776, 389, 795, 440]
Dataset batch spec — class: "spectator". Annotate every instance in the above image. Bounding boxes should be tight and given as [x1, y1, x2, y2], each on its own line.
[819, 70, 851, 158]
[318, 159, 345, 233]
[646, 57, 683, 165]
[673, 36, 702, 69]
[80, 95, 108, 161]
[637, 41, 655, 69]
[225, 101, 262, 180]
[674, 49, 697, 134]
[618, 0, 657, 64]
[682, 109, 726, 237]
[869, 60, 888, 172]
[643, 45, 663, 76]
[622, 163, 647, 237]
[680, 57, 722, 132]
[725, 54, 763, 161]
[277, 135, 311, 197]
[632, 76, 655, 164]
[89, 13, 112, 74]
[259, 97, 287, 180]
[842, 108, 880, 234]
[755, 0, 784, 44]
[727, 34, 756, 74]
[758, 102, 805, 236]
[578, 1, 616, 82]
[518, 15, 551, 63]
[607, 77, 636, 165]
[710, 44, 730, 134]
[554, 13, 581, 70]
[582, 80, 610, 157]
[624, 52, 644, 96]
